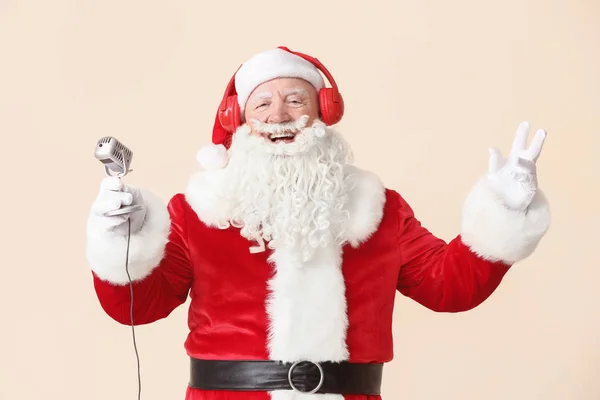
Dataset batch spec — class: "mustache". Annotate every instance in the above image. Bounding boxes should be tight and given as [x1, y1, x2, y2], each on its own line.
[250, 115, 310, 134]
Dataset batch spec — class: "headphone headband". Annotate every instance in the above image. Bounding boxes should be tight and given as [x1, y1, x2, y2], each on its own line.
[219, 65, 241, 112]
[276, 46, 342, 103]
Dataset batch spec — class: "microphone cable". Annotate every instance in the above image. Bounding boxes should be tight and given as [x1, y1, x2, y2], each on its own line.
[124, 217, 142, 400]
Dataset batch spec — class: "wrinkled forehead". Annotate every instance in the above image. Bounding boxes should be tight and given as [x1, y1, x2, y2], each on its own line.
[247, 78, 315, 100]
[249, 88, 308, 100]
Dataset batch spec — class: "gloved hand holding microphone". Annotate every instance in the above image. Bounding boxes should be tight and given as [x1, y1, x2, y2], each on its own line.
[89, 176, 147, 236]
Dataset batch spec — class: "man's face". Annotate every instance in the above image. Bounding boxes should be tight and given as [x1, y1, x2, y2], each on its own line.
[243, 77, 320, 142]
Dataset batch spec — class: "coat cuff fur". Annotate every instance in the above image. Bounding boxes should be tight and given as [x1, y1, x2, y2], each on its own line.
[460, 176, 550, 264]
[86, 189, 171, 285]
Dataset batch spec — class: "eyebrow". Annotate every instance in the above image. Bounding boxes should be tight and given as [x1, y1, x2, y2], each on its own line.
[252, 92, 273, 99]
[284, 88, 307, 96]
[248, 92, 273, 106]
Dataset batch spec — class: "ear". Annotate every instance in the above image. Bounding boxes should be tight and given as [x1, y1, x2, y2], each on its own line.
[196, 143, 229, 170]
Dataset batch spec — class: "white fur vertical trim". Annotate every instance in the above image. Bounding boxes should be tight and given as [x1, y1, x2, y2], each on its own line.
[270, 389, 344, 400]
[86, 189, 171, 285]
[460, 176, 551, 264]
[266, 244, 347, 400]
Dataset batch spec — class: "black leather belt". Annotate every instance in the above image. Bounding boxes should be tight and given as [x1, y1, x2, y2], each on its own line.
[189, 358, 383, 395]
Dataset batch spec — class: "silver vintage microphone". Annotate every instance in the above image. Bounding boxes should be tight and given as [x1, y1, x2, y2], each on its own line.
[94, 136, 144, 216]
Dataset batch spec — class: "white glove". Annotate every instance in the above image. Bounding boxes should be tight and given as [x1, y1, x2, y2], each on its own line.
[89, 176, 147, 235]
[487, 121, 547, 211]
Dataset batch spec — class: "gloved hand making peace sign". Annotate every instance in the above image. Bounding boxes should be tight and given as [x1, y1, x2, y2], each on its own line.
[486, 121, 547, 212]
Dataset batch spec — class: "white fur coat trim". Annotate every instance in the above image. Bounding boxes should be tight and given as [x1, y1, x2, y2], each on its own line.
[460, 176, 551, 264]
[86, 189, 171, 285]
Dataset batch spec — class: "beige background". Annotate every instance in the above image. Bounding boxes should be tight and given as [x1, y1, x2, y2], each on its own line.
[1, 0, 598, 399]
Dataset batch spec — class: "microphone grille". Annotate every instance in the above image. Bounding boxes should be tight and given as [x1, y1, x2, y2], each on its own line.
[114, 141, 132, 164]
[94, 136, 134, 175]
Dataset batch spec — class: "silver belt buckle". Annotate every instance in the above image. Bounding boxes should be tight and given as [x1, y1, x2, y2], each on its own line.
[287, 360, 324, 394]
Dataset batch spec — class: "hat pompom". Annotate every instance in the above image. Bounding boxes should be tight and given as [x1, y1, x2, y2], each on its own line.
[196, 143, 229, 170]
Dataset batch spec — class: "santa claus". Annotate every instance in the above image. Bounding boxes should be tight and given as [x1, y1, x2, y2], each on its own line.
[86, 46, 551, 399]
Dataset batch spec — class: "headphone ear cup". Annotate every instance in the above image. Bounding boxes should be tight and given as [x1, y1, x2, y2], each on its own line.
[218, 95, 241, 133]
[319, 88, 344, 126]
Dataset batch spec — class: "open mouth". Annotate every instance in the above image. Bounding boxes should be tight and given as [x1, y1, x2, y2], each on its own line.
[268, 132, 296, 143]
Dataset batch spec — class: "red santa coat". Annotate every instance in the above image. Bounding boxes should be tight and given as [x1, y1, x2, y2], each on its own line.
[86, 164, 550, 400]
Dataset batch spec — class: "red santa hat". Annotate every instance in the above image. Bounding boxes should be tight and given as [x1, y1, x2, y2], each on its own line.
[197, 47, 326, 171]
[234, 47, 325, 115]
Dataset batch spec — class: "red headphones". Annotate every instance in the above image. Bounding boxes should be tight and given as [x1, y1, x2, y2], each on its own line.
[217, 46, 345, 135]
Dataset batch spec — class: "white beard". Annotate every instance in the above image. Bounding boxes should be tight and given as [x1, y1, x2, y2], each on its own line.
[218, 117, 354, 262]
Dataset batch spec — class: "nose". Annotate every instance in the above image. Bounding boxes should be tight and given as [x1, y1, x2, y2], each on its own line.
[267, 100, 291, 124]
